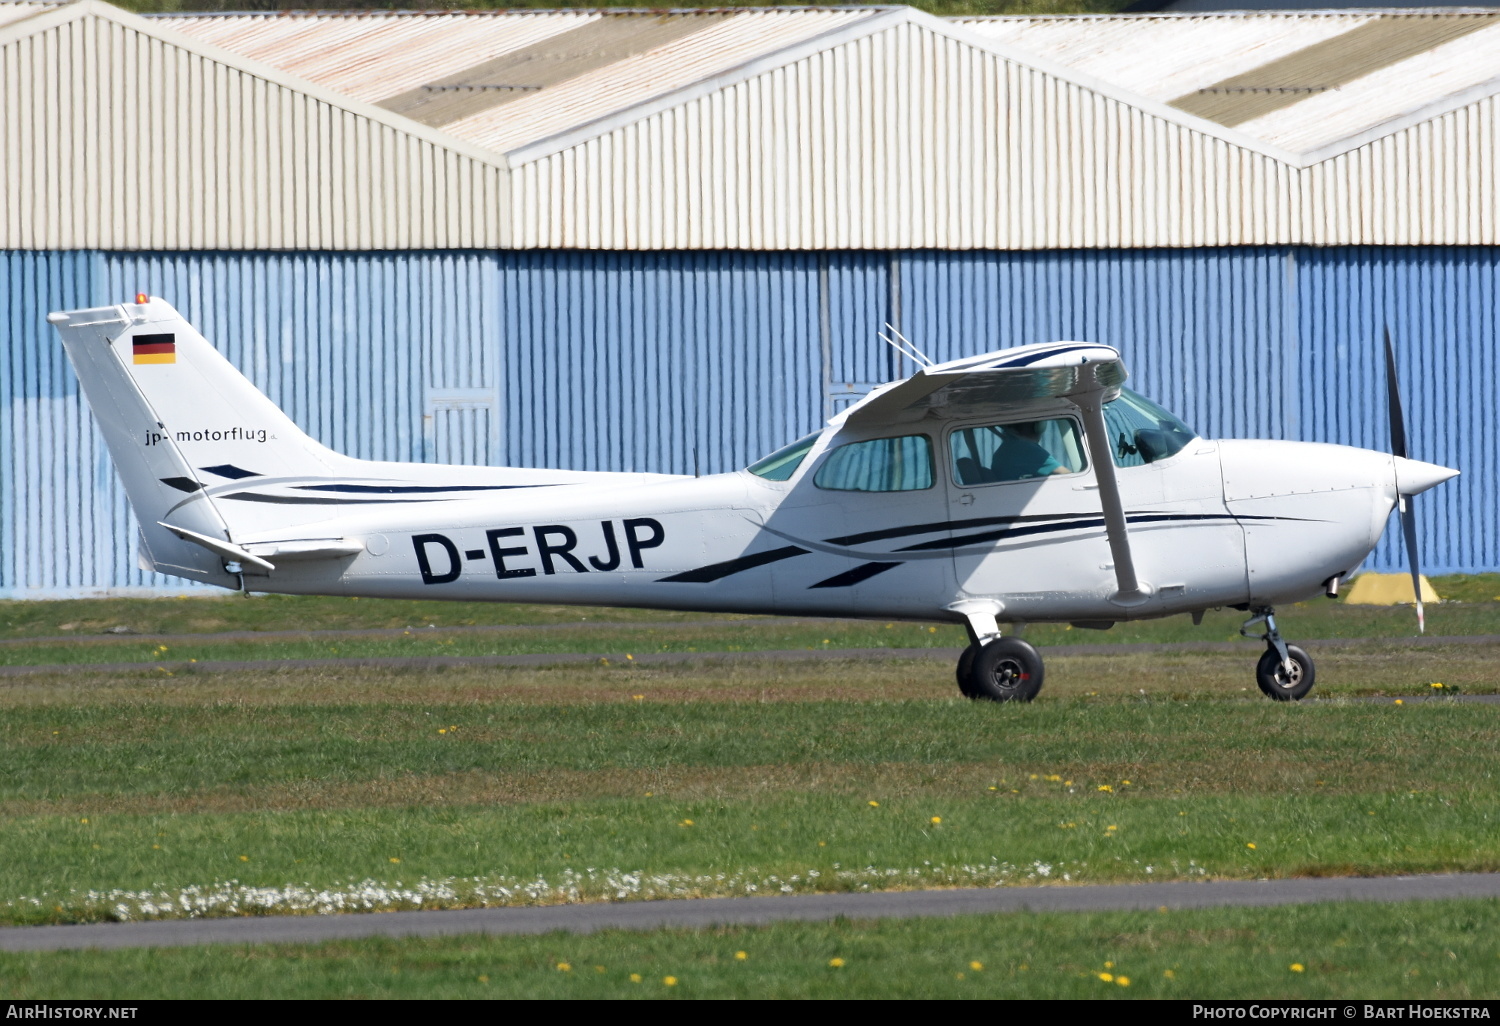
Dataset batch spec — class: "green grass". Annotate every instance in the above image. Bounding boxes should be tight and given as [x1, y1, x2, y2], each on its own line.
[3, 900, 1499, 999]
[3, 573, 1498, 668]
[2, 588, 1498, 997]
[0, 646, 1497, 924]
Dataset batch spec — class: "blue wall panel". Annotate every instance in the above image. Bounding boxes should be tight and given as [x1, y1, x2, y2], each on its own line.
[899, 248, 1299, 441]
[496, 251, 823, 477]
[2, 245, 1495, 596]
[1294, 248, 1500, 576]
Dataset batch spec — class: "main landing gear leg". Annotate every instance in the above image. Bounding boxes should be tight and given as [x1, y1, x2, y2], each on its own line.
[1241, 607, 1316, 701]
[955, 610, 1045, 703]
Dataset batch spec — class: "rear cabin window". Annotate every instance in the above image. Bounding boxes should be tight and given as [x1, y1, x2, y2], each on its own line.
[814, 435, 935, 492]
[747, 433, 819, 481]
[1103, 388, 1197, 467]
[949, 418, 1087, 485]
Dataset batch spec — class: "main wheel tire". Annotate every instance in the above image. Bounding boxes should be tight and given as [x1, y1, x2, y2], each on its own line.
[956, 644, 980, 697]
[1255, 644, 1315, 701]
[965, 637, 1044, 703]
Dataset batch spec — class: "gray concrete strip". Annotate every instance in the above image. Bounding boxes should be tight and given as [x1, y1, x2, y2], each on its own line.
[2, 634, 1499, 679]
[4, 874, 1500, 952]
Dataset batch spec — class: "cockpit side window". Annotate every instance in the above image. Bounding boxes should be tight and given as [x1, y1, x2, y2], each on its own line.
[814, 434, 934, 492]
[1103, 388, 1198, 467]
[949, 418, 1087, 486]
[747, 433, 820, 481]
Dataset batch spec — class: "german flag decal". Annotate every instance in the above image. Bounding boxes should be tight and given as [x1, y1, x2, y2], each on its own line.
[132, 333, 176, 365]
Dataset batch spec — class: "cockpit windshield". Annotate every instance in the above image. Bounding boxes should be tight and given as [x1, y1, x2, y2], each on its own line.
[1103, 388, 1197, 467]
[747, 432, 819, 481]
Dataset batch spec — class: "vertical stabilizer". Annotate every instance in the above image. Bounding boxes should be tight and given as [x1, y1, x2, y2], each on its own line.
[49, 296, 344, 583]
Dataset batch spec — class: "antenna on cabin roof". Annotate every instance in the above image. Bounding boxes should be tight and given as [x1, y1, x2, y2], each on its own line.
[878, 322, 934, 371]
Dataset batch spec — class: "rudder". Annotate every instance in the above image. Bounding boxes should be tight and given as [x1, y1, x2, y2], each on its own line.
[49, 295, 345, 584]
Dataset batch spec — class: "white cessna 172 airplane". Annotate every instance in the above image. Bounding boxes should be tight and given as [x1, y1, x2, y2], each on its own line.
[51, 297, 1458, 703]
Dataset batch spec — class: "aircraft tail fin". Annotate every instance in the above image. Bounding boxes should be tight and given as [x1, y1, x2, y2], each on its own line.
[49, 296, 344, 584]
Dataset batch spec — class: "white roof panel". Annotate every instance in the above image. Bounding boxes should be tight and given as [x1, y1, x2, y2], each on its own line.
[154, 6, 1500, 162]
[165, 10, 602, 106]
[0, 1, 64, 30]
[1236, 18, 1500, 152]
[956, 12, 1374, 104]
[431, 9, 876, 154]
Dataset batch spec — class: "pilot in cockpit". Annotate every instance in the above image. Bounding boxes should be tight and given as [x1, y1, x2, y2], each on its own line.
[989, 421, 1070, 480]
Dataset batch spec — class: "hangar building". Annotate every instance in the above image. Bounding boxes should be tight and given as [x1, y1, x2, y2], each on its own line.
[3, 0, 1497, 595]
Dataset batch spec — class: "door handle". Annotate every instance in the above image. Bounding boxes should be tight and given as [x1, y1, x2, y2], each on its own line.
[957, 493, 975, 505]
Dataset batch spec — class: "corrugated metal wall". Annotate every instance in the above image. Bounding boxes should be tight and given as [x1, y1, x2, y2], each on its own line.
[12, 10, 1500, 254]
[0, 10, 509, 251]
[511, 20, 1500, 251]
[2, 246, 1494, 596]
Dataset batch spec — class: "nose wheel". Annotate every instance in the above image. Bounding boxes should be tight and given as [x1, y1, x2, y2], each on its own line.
[1243, 609, 1316, 701]
[957, 637, 1045, 702]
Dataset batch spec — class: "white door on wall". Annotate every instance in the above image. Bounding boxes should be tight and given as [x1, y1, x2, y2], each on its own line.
[423, 388, 498, 466]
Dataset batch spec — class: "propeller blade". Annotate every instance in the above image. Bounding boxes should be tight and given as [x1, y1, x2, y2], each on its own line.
[1386, 329, 1423, 633]
[1400, 495, 1425, 634]
[1384, 328, 1409, 460]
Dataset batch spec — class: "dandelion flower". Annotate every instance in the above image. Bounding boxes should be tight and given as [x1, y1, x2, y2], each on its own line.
[829, 958, 845, 968]
[1431, 682, 1445, 689]
[1104, 961, 1114, 969]
[1098, 784, 1113, 793]
[868, 801, 880, 807]
[735, 951, 748, 961]
[930, 816, 942, 825]
[969, 961, 983, 971]
[1247, 843, 1256, 849]
[1098, 972, 1114, 983]
[438, 728, 447, 734]
[679, 819, 694, 827]
[556, 962, 572, 972]
[1116, 976, 1131, 987]
[389, 857, 401, 863]
[632, 695, 644, 701]
[1395, 699, 1404, 705]
[239, 855, 249, 861]
[79, 818, 88, 824]
[1164, 969, 1176, 979]
[630, 974, 642, 984]
[1290, 963, 1305, 973]
[663, 976, 678, 986]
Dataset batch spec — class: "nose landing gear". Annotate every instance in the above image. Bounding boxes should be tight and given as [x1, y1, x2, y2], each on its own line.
[1242, 608, 1316, 701]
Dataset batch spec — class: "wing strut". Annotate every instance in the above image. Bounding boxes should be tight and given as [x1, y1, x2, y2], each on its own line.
[1074, 394, 1146, 604]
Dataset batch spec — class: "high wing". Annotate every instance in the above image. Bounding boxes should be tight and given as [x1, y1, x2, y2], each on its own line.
[837, 341, 1145, 607]
[838, 342, 1127, 429]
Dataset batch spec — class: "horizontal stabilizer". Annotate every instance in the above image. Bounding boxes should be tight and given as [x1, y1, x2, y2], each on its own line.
[158, 522, 275, 574]
[240, 539, 365, 562]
